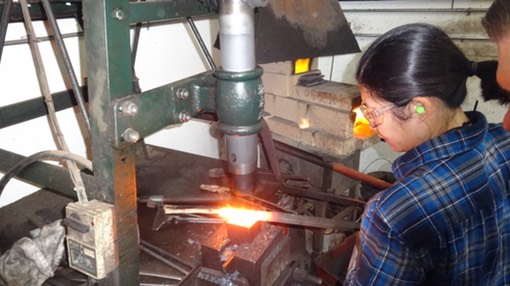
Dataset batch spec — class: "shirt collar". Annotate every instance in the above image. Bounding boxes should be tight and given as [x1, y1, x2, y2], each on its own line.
[392, 111, 488, 179]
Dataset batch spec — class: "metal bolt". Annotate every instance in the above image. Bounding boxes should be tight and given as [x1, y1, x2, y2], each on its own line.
[113, 9, 124, 20]
[119, 101, 139, 116]
[179, 112, 192, 123]
[176, 88, 190, 100]
[122, 128, 140, 143]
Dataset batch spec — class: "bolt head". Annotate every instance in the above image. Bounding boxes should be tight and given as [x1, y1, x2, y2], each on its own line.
[113, 9, 124, 20]
[120, 101, 139, 116]
[123, 128, 140, 143]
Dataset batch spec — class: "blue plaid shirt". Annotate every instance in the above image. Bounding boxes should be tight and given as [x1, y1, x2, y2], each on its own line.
[346, 112, 510, 285]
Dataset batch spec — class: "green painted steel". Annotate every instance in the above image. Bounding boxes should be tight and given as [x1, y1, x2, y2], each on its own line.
[0, 2, 82, 23]
[1, 0, 219, 284]
[0, 89, 87, 129]
[112, 71, 215, 148]
[83, 0, 139, 284]
[214, 67, 264, 135]
[0, 149, 98, 199]
[130, 1, 214, 23]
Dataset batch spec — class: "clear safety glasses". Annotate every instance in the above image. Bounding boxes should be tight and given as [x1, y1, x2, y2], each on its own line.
[359, 103, 395, 129]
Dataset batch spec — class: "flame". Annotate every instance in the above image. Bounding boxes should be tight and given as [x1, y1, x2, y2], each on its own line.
[299, 118, 310, 129]
[294, 58, 311, 74]
[218, 207, 270, 228]
[352, 106, 377, 139]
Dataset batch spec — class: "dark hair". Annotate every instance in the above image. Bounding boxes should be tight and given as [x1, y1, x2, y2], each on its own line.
[356, 23, 501, 109]
[483, 0, 510, 41]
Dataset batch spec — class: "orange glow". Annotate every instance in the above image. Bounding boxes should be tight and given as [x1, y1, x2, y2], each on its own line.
[294, 58, 311, 74]
[352, 107, 377, 139]
[299, 118, 310, 129]
[218, 207, 270, 228]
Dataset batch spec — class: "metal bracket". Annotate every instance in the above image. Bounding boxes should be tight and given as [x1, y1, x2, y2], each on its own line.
[112, 71, 216, 148]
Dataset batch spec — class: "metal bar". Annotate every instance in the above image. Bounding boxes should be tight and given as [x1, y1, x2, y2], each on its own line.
[0, 148, 98, 198]
[83, 0, 139, 283]
[186, 16, 216, 70]
[259, 118, 282, 181]
[129, 1, 214, 23]
[0, 2, 82, 23]
[281, 178, 365, 206]
[0, 0, 12, 63]
[274, 141, 392, 190]
[332, 162, 392, 190]
[163, 206, 360, 230]
[19, 0, 88, 202]
[2, 31, 83, 46]
[0, 88, 87, 129]
[40, 0, 91, 133]
[131, 22, 142, 94]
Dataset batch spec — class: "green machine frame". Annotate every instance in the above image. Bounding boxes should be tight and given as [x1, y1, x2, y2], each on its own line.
[0, 1, 225, 284]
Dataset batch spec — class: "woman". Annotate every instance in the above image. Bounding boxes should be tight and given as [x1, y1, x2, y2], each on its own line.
[346, 23, 510, 285]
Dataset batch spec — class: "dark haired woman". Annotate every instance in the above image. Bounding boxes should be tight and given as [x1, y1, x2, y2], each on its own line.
[346, 23, 510, 285]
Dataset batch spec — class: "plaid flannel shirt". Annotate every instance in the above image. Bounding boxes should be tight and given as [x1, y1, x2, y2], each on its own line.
[346, 112, 510, 285]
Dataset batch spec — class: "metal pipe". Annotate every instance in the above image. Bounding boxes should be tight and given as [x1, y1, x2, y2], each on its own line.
[274, 141, 393, 190]
[216, 0, 267, 194]
[219, 0, 262, 72]
[186, 17, 216, 70]
[225, 133, 258, 191]
[0, 0, 13, 63]
[41, 0, 91, 132]
[331, 162, 392, 190]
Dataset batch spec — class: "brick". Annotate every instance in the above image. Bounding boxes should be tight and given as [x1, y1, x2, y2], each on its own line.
[312, 132, 358, 158]
[293, 81, 361, 111]
[265, 116, 301, 140]
[260, 62, 294, 74]
[306, 104, 354, 139]
[274, 96, 300, 123]
[272, 95, 309, 124]
[262, 72, 292, 97]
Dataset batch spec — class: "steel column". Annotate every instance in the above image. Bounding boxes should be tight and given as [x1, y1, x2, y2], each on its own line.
[83, 0, 139, 284]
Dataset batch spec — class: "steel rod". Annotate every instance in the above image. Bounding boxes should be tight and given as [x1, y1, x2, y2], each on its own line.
[186, 16, 216, 70]
[163, 206, 359, 230]
[19, 0, 88, 202]
[40, 0, 91, 132]
[274, 141, 393, 190]
[131, 22, 142, 94]
[0, 0, 12, 63]
[331, 162, 392, 189]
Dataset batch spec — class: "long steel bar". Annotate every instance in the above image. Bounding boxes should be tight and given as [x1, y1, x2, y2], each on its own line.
[41, 0, 91, 132]
[0, 0, 12, 63]
[163, 206, 360, 230]
[131, 22, 142, 94]
[19, 0, 88, 202]
[0, 88, 87, 129]
[186, 17, 216, 70]
[83, 0, 139, 283]
[0, 148, 98, 198]
[274, 141, 392, 190]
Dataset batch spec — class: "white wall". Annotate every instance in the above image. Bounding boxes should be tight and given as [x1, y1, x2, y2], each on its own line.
[0, 1, 505, 206]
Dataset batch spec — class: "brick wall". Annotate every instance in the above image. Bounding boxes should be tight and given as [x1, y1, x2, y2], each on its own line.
[261, 61, 376, 160]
